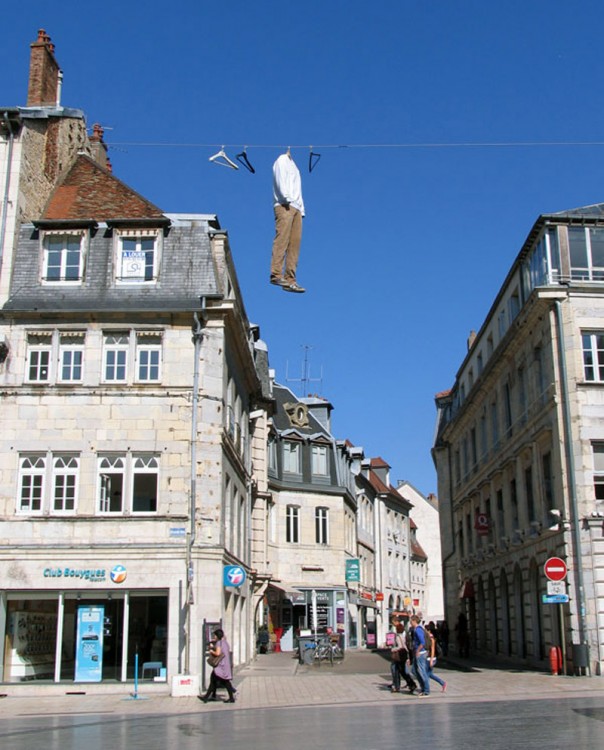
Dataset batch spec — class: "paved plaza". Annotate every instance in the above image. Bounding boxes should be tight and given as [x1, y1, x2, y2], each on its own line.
[0, 649, 602, 717]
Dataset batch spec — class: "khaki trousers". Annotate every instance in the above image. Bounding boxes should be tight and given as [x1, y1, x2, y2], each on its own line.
[270, 204, 302, 283]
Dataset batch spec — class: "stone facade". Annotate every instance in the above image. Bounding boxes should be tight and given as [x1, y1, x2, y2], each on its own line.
[433, 203, 604, 675]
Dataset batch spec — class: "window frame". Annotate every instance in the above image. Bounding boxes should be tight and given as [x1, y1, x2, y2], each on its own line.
[98, 453, 159, 515]
[26, 334, 53, 383]
[58, 334, 85, 383]
[135, 334, 162, 383]
[116, 232, 160, 284]
[582, 331, 604, 382]
[286, 504, 300, 543]
[42, 231, 86, 284]
[283, 440, 302, 475]
[315, 506, 329, 544]
[17, 455, 46, 514]
[52, 455, 79, 513]
[311, 443, 329, 476]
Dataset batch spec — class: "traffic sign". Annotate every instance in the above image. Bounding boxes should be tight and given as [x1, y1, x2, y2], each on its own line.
[544, 557, 567, 582]
[542, 594, 569, 604]
[547, 580, 566, 596]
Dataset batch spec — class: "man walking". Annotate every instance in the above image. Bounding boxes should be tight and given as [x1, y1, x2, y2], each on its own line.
[410, 615, 430, 697]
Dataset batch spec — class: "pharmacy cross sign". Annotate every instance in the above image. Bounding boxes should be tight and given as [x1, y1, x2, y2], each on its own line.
[544, 557, 567, 582]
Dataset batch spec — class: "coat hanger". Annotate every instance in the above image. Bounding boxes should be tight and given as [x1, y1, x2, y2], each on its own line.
[309, 145, 321, 173]
[236, 147, 255, 173]
[209, 146, 239, 170]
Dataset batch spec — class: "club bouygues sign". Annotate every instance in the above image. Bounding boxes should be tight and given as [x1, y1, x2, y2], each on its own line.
[42, 564, 128, 585]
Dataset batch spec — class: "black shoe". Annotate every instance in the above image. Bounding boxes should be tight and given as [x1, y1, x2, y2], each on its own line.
[225, 697, 235, 703]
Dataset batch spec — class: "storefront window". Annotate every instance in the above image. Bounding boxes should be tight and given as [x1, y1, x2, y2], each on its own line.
[2, 593, 168, 683]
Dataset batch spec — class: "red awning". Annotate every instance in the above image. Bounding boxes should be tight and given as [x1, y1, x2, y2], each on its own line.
[459, 580, 475, 599]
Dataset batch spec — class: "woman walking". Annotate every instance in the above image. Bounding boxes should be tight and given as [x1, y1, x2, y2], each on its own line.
[200, 628, 236, 703]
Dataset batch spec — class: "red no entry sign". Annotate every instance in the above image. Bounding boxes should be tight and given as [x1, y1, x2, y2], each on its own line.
[544, 557, 567, 581]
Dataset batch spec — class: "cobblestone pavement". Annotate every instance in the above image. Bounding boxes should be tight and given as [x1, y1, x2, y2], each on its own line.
[1, 650, 602, 718]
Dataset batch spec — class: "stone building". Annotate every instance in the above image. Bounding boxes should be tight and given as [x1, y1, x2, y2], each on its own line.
[433, 202, 604, 675]
[0, 31, 269, 689]
[258, 384, 360, 651]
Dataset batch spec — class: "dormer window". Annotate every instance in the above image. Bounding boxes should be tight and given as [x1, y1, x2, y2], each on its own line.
[116, 232, 160, 283]
[42, 231, 86, 283]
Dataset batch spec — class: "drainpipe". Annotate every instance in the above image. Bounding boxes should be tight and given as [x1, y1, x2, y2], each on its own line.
[554, 298, 590, 670]
[184, 298, 206, 675]
[0, 111, 16, 273]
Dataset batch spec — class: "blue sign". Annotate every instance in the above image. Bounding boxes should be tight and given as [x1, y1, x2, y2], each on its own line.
[542, 594, 570, 604]
[75, 605, 104, 682]
[223, 565, 246, 588]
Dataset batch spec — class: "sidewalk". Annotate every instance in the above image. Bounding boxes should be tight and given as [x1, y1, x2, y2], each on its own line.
[1, 649, 603, 718]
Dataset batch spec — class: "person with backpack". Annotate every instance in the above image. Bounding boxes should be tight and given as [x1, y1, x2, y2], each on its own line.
[409, 615, 430, 696]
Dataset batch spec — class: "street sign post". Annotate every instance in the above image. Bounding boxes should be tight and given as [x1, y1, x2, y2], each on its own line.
[544, 557, 567, 582]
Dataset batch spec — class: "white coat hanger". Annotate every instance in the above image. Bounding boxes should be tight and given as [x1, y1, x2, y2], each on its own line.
[209, 146, 239, 170]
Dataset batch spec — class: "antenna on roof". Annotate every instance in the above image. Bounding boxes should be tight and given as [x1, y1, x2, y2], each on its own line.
[285, 344, 323, 396]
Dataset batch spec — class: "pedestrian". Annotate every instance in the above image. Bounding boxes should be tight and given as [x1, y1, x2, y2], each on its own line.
[437, 620, 450, 657]
[455, 612, 470, 658]
[409, 614, 430, 696]
[426, 622, 447, 693]
[389, 622, 416, 693]
[200, 628, 236, 703]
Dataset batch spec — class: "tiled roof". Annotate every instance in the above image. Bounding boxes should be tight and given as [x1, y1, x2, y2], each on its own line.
[43, 154, 165, 221]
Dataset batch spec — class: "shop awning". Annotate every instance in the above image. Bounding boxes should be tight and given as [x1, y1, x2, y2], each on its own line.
[459, 579, 475, 599]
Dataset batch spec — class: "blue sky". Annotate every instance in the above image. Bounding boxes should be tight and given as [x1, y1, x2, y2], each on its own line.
[4, 2, 604, 495]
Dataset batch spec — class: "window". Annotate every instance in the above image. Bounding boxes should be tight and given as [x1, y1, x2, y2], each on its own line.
[117, 235, 158, 283]
[18, 454, 79, 514]
[286, 505, 299, 543]
[98, 456, 125, 512]
[103, 332, 129, 382]
[593, 444, 604, 502]
[43, 233, 84, 282]
[315, 507, 329, 544]
[283, 441, 301, 474]
[542, 452, 554, 509]
[525, 467, 535, 523]
[582, 332, 604, 382]
[59, 334, 85, 382]
[570, 226, 604, 281]
[103, 330, 163, 384]
[27, 334, 52, 382]
[268, 437, 277, 472]
[18, 456, 46, 513]
[98, 454, 159, 514]
[311, 444, 328, 476]
[52, 456, 79, 512]
[135, 333, 161, 382]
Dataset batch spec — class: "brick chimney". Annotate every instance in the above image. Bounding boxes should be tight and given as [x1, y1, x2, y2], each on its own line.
[89, 123, 112, 171]
[27, 29, 61, 107]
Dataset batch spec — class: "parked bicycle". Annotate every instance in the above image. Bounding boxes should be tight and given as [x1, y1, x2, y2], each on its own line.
[314, 636, 344, 666]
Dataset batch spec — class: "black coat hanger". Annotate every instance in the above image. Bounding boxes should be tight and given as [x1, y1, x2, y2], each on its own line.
[236, 148, 255, 174]
[309, 146, 321, 173]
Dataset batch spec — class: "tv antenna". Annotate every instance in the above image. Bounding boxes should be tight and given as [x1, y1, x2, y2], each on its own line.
[285, 344, 323, 396]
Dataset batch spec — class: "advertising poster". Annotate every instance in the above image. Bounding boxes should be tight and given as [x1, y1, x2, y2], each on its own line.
[75, 605, 104, 682]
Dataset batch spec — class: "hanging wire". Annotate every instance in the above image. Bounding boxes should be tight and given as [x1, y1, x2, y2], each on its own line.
[106, 140, 604, 150]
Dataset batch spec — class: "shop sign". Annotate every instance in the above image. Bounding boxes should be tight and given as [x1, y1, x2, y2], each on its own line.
[223, 565, 246, 588]
[376, 592, 384, 601]
[345, 558, 360, 582]
[44, 567, 107, 582]
[41, 563, 128, 585]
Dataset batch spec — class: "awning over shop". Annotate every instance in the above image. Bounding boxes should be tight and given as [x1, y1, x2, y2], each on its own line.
[459, 579, 475, 599]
